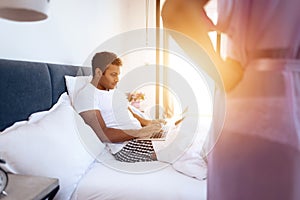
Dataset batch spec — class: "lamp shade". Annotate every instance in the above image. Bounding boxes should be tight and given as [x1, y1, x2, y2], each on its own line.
[0, 0, 50, 22]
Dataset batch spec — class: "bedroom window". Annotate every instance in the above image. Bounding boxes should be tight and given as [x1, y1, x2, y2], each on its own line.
[120, 0, 221, 123]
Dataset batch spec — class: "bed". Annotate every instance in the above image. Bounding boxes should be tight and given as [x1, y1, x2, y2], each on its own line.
[0, 58, 207, 200]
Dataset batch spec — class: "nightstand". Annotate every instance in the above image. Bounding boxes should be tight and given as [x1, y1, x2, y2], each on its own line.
[0, 173, 59, 200]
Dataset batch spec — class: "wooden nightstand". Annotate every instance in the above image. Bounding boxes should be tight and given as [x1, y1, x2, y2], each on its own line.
[0, 173, 59, 200]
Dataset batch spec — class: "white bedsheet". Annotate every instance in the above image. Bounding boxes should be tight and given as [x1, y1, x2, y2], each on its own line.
[71, 159, 206, 200]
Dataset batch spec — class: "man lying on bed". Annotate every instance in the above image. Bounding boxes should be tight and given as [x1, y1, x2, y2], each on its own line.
[74, 51, 165, 162]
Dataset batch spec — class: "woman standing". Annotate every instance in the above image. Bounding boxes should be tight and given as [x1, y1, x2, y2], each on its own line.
[162, 0, 300, 199]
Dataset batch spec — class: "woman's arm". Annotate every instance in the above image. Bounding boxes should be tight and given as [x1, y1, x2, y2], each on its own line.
[161, 0, 243, 92]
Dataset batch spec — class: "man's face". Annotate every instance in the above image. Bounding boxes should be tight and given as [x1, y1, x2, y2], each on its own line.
[98, 64, 120, 90]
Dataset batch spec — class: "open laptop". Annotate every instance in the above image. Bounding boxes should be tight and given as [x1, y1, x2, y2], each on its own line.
[137, 116, 185, 141]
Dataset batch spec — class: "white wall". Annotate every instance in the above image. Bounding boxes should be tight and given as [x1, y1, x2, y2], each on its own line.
[0, 0, 155, 66]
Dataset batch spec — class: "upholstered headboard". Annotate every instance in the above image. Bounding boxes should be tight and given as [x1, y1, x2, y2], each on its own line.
[0, 59, 91, 131]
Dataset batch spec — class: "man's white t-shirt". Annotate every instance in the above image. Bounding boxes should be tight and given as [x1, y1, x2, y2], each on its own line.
[74, 83, 142, 153]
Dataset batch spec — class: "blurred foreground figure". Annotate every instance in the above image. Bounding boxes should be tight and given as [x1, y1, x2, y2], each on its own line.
[162, 0, 300, 199]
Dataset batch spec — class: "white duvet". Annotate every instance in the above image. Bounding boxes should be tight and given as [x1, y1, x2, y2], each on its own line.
[71, 160, 206, 200]
[70, 114, 209, 200]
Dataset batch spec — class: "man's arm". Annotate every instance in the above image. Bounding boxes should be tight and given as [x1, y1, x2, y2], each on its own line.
[79, 109, 161, 143]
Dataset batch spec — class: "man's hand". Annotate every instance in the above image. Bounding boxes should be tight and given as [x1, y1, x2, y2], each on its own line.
[149, 119, 167, 125]
[135, 123, 162, 139]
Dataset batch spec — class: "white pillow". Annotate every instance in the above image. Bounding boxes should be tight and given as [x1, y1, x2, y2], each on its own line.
[171, 116, 211, 180]
[0, 93, 105, 200]
[65, 75, 92, 105]
[27, 91, 71, 123]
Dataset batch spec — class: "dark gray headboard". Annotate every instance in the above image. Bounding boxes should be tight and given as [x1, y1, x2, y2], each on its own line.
[0, 59, 91, 131]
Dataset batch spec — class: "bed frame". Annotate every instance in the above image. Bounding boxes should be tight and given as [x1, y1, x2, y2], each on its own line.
[0, 58, 91, 131]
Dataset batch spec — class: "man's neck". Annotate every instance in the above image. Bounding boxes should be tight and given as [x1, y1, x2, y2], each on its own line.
[90, 78, 106, 90]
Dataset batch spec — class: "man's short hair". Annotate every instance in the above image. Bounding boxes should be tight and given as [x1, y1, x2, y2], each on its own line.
[91, 51, 122, 75]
